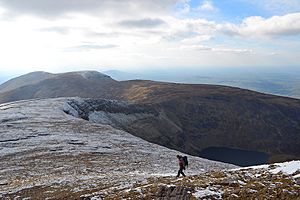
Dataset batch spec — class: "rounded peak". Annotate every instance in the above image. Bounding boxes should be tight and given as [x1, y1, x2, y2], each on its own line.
[14, 71, 53, 79]
[0, 71, 54, 93]
[26, 71, 52, 75]
[64, 71, 110, 79]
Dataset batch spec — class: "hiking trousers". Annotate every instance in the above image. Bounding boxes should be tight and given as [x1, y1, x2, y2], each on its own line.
[177, 167, 186, 177]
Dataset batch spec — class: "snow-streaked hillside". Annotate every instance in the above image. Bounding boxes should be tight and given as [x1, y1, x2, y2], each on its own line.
[112, 160, 300, 199]
[0, 98, 236, 199]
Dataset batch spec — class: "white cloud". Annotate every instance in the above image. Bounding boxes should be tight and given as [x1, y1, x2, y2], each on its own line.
[0, 0, 185, 18]
[175, 1, 190, 14]
[0, 0, 299, 73]
[64, 44, 119, 52]
[212, 48, 253, 54]
[118, 18, 167, 29]
[220, 12, 300, 37]
[37, 26, 71, 34]
[163, 18, 216, 42]
[180, 44, 253, 54]
[198, 0, 215, 11]
[181, 35, 213, 43]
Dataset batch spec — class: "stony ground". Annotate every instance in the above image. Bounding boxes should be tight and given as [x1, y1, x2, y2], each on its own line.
[0, 98, 235, 199]
[107, 161, 300, 200]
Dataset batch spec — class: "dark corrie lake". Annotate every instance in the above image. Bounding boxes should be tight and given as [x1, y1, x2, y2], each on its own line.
[199, 147, 269, 167]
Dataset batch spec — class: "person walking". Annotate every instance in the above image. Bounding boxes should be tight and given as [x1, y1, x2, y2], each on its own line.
[176, 155, 186, 177]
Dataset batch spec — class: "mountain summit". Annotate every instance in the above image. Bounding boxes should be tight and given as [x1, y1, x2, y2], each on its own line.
[0, 71, 119, 103]
[0, 71, 54, 93]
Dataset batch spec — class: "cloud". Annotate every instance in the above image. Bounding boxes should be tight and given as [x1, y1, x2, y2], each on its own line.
[180, 44, 253, 54]
[175, 1, 190, 14]
[0, 0, 298, 70]
[220, 12, 300, 37]
[37, 26, 71, 34]
[211, 48, 253, 54]
[118, 18, 167, 28]
[86, 31, 122, 38]
[163, 18, 216, 42]
[65, 44, 118, 52]
[0, 0, 185, 18]
[198, 0, 215, 11]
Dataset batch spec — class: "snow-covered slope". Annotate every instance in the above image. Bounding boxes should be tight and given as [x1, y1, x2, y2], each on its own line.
[0, 98, 236, 199]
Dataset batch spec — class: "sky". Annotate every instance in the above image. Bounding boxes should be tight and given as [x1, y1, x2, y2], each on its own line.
[0, 0, 299, 75]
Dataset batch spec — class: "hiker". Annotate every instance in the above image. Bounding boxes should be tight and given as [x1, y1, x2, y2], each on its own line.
[176, 155, 186, 177]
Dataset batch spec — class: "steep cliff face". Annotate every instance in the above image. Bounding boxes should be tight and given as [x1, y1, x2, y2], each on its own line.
[64, 96, 300, 165]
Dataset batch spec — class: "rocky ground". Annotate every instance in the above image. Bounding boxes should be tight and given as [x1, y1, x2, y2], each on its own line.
[0, 98, 235, 199]
[107, 161, 300, 200]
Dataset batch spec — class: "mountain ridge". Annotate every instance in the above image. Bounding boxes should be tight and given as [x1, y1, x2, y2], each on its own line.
[0, 70, 112, 94]
[1, 71, 300, 165]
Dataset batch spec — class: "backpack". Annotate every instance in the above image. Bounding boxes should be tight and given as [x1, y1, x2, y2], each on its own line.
[183, 156, 188, 168]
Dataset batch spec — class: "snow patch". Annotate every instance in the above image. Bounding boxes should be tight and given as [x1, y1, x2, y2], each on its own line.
[75, 71, 108, 79]
[269, 160, 300, 175]
[232, 160, 300, 175]
[90, 196, 102, 200]
[193, 187, 222, 199]
[294, 174, 300, 179]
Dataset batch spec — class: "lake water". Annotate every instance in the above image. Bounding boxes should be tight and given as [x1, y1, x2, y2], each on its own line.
[199, 147, 269, 167]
